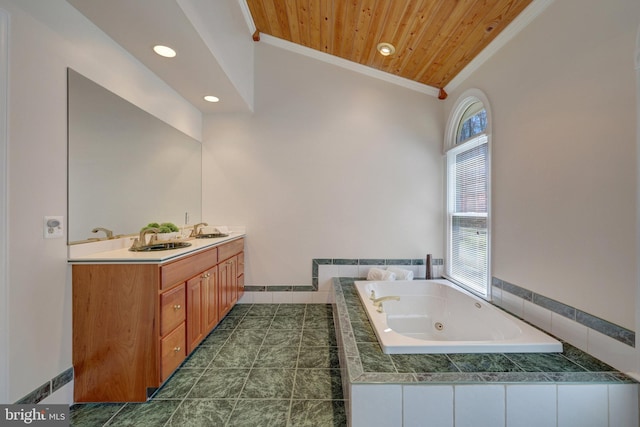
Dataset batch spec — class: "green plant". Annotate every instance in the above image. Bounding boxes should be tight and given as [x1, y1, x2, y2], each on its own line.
[160, 222, 180, 232]
[140, 222, 179, 233]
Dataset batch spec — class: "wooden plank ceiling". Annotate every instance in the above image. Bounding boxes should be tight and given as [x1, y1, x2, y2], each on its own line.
[245, 0, 533, 91]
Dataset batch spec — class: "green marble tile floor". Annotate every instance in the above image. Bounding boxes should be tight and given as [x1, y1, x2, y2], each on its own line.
[70, 304, 346, 427]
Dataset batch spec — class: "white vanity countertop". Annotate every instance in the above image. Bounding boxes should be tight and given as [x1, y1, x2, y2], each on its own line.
[68, 232, 246, 264]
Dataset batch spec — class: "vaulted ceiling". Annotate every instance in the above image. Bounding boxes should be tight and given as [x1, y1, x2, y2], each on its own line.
[67, 0, 544, 113]
[245, 0, 534, 92]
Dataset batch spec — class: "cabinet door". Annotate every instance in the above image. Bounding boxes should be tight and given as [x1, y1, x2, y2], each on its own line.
[237, 252, 245, 300]
[186, 275, 205, 353]
[228, 257, 238, 306]
[218, 258, 237, 319]
[204, 266, 219, 331]
[218, 261, 231, 319]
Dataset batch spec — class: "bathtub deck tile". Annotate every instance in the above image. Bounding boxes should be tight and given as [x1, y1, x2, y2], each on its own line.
[505, 352, 587, 373]
[346, 355, 364, 379]
[355, 373, 417, 383]
[448, 353, 524, 373]
[609, 372, 639, 383]
[346, 308, 370, 324]
[544, 372, 622, 383]
[351, 321, 378, 343]
[478, 372, 554, 383]
[561, 343, 617, 372]
[357, 343, 396, 373]
[391, 354, 459, 374]
[413, 372, 486, 383]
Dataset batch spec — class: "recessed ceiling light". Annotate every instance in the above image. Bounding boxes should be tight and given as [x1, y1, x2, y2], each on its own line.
[376, 42, 395, 56]
[153, 45, 176, 58]
[204, 95, 220, 103]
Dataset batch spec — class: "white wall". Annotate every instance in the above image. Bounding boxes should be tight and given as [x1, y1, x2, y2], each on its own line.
[1, 0, 201, 403]
[444, 0, 639, 330]
[202, 42, 444, 285]
[177, 0, 254, 111]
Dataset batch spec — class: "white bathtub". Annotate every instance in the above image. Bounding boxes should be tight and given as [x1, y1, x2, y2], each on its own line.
[354, 279, 562, 354]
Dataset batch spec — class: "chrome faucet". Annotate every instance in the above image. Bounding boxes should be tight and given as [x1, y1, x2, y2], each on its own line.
[91, 227, 113, 239]
[190, 222, 208, 237]
[130, 227, 160, 250]
[371, 295, 400, 313]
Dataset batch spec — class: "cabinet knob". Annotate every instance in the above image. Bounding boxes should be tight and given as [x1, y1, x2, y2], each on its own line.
[173, 304, 181, 310]
[173, 346, 181, 352]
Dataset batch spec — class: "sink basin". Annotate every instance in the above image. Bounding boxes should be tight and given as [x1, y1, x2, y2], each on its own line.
[129, 241, 192, 252]
[195, 233, 229, 239]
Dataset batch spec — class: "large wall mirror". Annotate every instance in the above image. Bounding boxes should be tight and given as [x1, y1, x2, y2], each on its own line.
[67, 68, 202, 244]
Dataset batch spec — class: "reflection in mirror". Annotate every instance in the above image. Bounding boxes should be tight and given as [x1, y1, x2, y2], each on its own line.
[67, 68, 202, 244]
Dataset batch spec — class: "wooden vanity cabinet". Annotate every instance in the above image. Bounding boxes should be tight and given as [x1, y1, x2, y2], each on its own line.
[204, 265, 220, 332]
[159, 285, 186, 381]
[218, 238, 244, 318]
[72, 263, 160, 403]
[237, 252, 245, 299]
[186, 275, 205, 353]
[72, 237, 245, 403]
[185, 265, 218, 353]
[218, 256, 237, 319]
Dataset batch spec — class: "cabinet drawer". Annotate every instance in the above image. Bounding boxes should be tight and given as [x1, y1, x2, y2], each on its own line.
[161, 247, 218, 289]
[160, 323, 186, 382]
[218, 238, 244, 262]
[160, 285, 186, 336]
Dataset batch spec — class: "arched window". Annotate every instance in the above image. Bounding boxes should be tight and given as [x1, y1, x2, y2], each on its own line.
[444, 90, 491, 297]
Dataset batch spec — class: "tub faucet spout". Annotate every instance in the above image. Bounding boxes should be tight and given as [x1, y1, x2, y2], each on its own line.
[373, 295, 400, 313]
[372, 295, 400, 305]
[372, 295, 400, 312]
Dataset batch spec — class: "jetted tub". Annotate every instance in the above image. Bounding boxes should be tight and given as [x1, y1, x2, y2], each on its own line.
[355, 279, 562, 354]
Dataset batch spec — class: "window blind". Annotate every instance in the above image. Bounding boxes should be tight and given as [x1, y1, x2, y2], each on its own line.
[447, 136, 489, 295]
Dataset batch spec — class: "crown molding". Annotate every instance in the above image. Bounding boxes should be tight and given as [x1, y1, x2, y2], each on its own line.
[237, 0, 255, 35]
[239, 0, 553, 98]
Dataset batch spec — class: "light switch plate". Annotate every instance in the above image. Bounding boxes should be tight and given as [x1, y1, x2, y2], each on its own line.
[44, 216, 64, 239]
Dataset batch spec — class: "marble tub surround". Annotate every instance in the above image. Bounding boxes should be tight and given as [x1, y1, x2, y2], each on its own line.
[312, 258, 444, 290]
[493, 276, 634, 345]
[332, 278, 639, 426]
[492, 277, 637, 374]
[70, 303, 346, 427]
[239, 257, 443, 305]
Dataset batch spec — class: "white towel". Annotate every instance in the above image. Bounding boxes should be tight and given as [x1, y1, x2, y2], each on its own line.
[215, 225, 229, 234]
[200, 226, 216, 235]
[386, 267, 414, 280]
[201, 225, 229, 235]
[366, 267, 396, 281]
